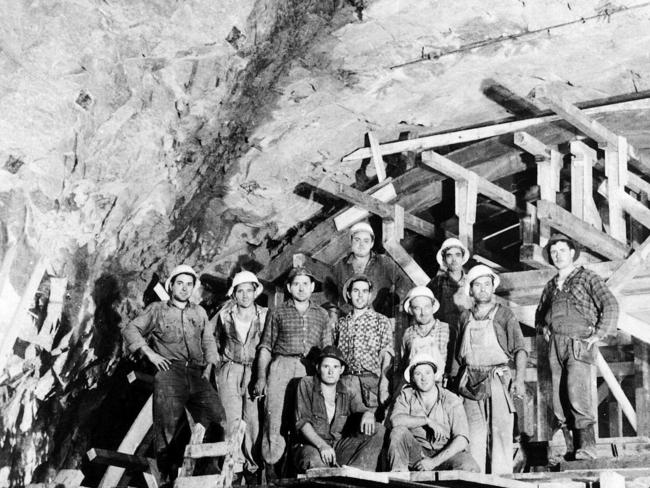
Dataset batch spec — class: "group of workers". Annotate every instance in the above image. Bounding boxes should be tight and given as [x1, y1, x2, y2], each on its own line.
[121, 222, 619, 484]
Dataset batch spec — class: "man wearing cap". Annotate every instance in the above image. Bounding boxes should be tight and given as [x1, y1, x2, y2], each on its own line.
[457, 264, 526, 474]
[388, 352, 479, 472]
[122, 265, 224, 480]
[333, 222, 403, 318]
[293, 345, 385, 472]
[253, 266, 332, 477]
[429, 238, 473, 378]
[213, 270, 267, 482]
[535, 235, 619, 460]
[335, 274, 394, 417]
[400, 286, 449, 384]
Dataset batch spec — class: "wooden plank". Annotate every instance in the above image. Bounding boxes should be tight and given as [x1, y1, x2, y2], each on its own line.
[455, 175, 477, 251]
[571, 141, 602, 228]
[333, 182, 397, 231]
[421, 151, 518, 212]
[367, 131, 387, 182]
[605, 148, 627, 242]
[98, 396, 153, 488]
[619, 190, 650, 230]
[595, 351, 637, 432]
[635, 339, 650, 437]
[513, 131, 551, 158]
[307, 176, 436, 238]
[600, 471, 625, 488]
[179, 423, 206, 477]
[342, 97, 650, 162]
[607, 235, 650, 293]
[536, 200, 630, 260]
[174, 474, 224, 488]
[383, 238, 430, 286]
[87, 448, 153, 471]
[184, 441, 229, 459]
[219, 420, 246, 488]
[0, 257, 48, 371]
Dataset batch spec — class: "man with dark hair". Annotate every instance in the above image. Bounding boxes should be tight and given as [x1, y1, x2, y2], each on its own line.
[253, 266, 332, 476]
[536, 235, 619, 460]
[388, 351, 479, 472]
[335, 274, 394, 416]
[293, 345, 384, 472]
[122, 265, 224, 480]
[428, 238, 473, 378]
[457, 264, 527, 474]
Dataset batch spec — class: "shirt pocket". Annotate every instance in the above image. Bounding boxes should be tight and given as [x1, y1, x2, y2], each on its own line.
[157, 316, 182, 343]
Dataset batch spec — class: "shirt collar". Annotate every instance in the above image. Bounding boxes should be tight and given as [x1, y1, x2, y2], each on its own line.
[312, 374, 347, 395]
[344, 250, 377, 264]
[414, 384, 443, 408]
[552, 266, 582, 287]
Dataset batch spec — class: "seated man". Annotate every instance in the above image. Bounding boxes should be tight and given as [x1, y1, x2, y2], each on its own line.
[293, 345, 385, 472]
[388, 352, 479, 472]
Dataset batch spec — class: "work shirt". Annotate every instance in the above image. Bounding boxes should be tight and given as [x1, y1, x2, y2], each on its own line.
[428, 271, 471, 329]
[336, 309, 394, 376]
[401, 320, 450, 371]
[295, 375, 369, 443]
[122, 300, 219, 365]
[333, 251, 404, 318]
[390, 384, 469, 452]
[258, 300, 331, 356]
[535, 266, 619, 340]
[457, 304, 526, 364]
[213, 301, 267, 365]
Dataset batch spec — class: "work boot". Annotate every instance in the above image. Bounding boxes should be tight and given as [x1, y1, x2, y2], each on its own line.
[547, 426, 573, 464]
[574, 425, 597, 460]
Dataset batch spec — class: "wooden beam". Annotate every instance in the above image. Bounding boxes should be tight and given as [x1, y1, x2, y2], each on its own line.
[513, 131, 551, 158]
[87, 448, 154, 471]
[605, 147, 627, 242]
[607, 235, 650, 293]
[382, 219, 430, 286]
[333, 181, 397, 231]
[184, 441, 229, 459]
[98, 396, 153, 488]
[595, 352, 637, 431]
[342, 97, 650, 162]
[455, 175, 477, 251]
[306, 176, 436, 238]
[421, 151, 518, 212]
[173, 474, 224, 488]
[179, 424, 206, 477]
[292, 253, 333, 283]
[619, 190, 650, 230]
[219, 419, 246, 488]
[536, 200, 630, 260]
[367, 131, 387, 182]
[570, 141, 602, 228]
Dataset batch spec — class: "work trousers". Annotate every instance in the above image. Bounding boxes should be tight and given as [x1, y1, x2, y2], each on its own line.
[463, 375, 514, 474]
[217, 361, 260, 474]
[388, 426, 479, 472]
[261, 355, 307, 465]
[549, 334, 596, 429]
[293, 424, 385, 472]
[153, 362, 225, 474]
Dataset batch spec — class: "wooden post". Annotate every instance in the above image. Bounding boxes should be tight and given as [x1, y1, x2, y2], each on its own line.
[634, 339, 650, 437]
[604, 146, 627, 242]
[570, 141, 601, 228]
[179, 424, 206, 477]
[367, 131, 387, 182]
[535, 335, 554, 441]
[595, 351, 637, 432]
[455, 173, 477, 252]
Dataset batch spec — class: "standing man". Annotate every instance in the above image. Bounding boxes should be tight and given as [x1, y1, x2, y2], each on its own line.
[400, 286, 449, 383]
[388, 352, 479, 472]
[122, 265, 224, 480]
[253, 267, 332, 478]
[293, 345, 385, 472]
[535, 235, 619, 460]
[429, 238, 472, 378]
[457, 264, 527, 474]
[335, 274, 394, 418]
[333, 222, 403, 318]
[213, 271, 267, 483]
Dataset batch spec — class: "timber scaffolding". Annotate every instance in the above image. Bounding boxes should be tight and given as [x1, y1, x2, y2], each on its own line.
[82, 84, 650, 488]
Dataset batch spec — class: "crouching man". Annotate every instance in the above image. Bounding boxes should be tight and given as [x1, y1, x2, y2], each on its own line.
[293, 346, 385, 472]
[388, 352, 479, 473]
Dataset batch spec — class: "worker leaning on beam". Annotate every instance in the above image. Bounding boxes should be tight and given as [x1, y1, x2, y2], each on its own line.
[535, 234, 619, 461]
[212, 270, 267, 484]
[428, 238, 473, 380]
[333, 222, 403, 319]
[456, 264, 527, 474]
[121, 264, 225, 482]
[253, 266, 332, 480]
[335, 273, 394, 421]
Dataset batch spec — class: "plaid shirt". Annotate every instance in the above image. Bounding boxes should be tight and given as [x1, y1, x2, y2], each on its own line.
[428, 271, 471, 329]
[335, 309, 394, 376]
[213, 301, 267, 365]
[401, 319, 449, 371]
[535, 266, 619, 339]
[258, 300, 332, 356]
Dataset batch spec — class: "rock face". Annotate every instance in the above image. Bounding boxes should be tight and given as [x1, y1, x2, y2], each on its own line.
[2, 0, 650, 484]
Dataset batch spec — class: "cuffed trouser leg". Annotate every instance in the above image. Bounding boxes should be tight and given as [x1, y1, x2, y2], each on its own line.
[464, 397, 487, 473]
[335, 423, 385, 471]
[388, 426, 422, 471]
[294, 445, 327, 472]
[489, 376, 514, 475]
[262, 356, 306, 465]
[217, 362, 260, 473]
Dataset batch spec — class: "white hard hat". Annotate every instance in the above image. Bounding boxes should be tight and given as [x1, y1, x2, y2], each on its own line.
[404, 350, 444, 383]
[227, 270, 263, 298]
[403, 286, 440, 315]
[165, 264, 198, 292]
[350, 222, 375, 239]
[436, 238, 470, 270]
[464, 264, 501, 296]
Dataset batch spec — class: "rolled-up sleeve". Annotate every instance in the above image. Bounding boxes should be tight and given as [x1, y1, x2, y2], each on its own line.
[200, 308, 220, 364]
[295, 378, 314, 432]
[389, 389, 411, 424]
[446, 395, 470, 442]
[501, 307, 527, 357]
[258, 309, 278, 352]
[122, 303, 157, 353]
